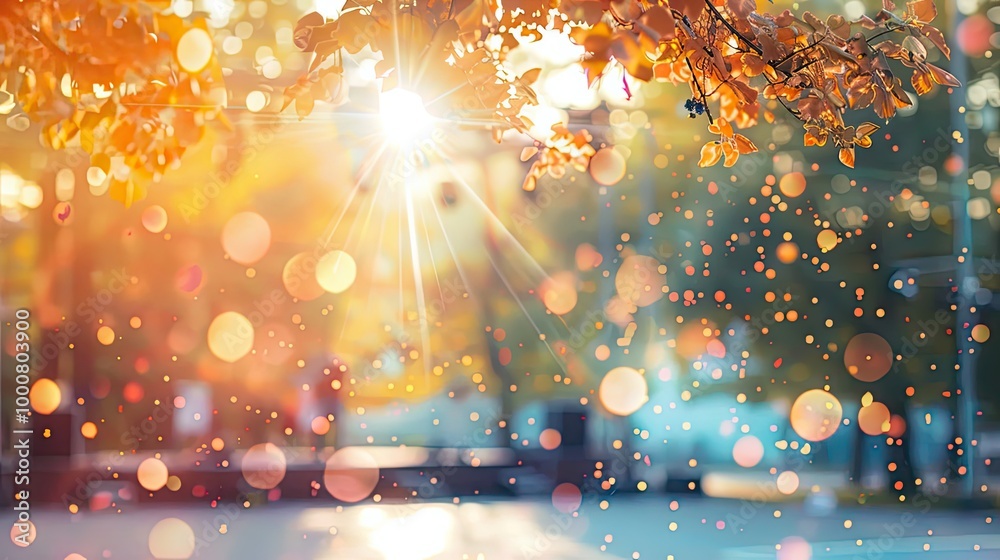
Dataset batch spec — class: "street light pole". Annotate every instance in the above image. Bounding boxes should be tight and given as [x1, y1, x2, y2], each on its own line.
[885, 1, 978, 500]
[945, 0, 977, 500]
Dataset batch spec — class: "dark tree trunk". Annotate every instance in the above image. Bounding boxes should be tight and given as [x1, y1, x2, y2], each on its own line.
[850, 422, 865, 489]
[482, 302, 514, 446]
[884, 393, 917, 496]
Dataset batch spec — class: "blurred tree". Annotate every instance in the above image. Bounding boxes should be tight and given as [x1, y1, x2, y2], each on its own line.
[0, 0, 225, 206]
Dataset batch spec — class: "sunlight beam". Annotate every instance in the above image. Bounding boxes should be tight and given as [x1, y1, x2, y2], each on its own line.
[379, 88, 434, 145]
[404, 178, 433, 382]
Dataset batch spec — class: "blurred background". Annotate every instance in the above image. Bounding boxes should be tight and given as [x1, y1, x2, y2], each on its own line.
[2, 0, 1000, 558]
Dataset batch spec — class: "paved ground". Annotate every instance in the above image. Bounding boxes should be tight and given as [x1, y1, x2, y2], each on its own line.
[1, 494, 997, 559]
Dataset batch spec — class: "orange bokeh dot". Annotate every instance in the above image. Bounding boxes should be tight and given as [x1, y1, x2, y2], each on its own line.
[732, 435, 764, 468]
[137, 457, 169, 491]
[887, 414, 907, 438]
[311, 416, 331, 436]
[552, 483, 582, 513]
[541, 272, 578, 315]
[844, 333, 893, 382]
[589, 148, 626, 186]
[615, 255, 665, 307]
[242, 443, 287, 490]
[816, 229, 838, 252]
[539, 428, 562, 450]
[858, 402, 891, 436]
[221, 212, 271, 265]
[141, 205, 168, 233]
[282, 252, 326, 301]
[124, 381, 144, 403]
[776, 242, 799, 264]
[779, 172, 807, 197]
[790, 389, 843, 442]
[598, 367, 648, 416]
[575, 243, 603, 270]
[30, 378, 61, 414]
[81, 421, 98, 439]
[324, 447, 380, 502]
[776, 471, 799, 495]
[10, 520, 35, 547]
[972, 324, 990, 343]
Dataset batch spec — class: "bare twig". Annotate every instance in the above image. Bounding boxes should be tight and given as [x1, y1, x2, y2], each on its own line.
[771, 30, 830, 69]
[686, 56, 715, 124]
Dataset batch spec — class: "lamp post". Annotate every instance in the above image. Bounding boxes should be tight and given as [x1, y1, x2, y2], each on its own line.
[890, 0, 978, 501]
[888, 254, 982, 499]
[945, 0, 977, 500]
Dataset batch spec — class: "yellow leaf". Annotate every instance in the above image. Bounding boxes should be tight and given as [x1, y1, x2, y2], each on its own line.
[295, 94, 314, 120]
[109, 178, 146, 208]
[722, 142, 739, 167]
[708, 118, 733, 137]
[91, 153, 111, 173]
[699, 142, 723, 167]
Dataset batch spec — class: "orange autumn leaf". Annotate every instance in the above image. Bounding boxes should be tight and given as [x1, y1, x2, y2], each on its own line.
[0, 0, 962, 201]
[707, 118, 734, 137]
[109, 177, 147, 208]
[699, 142, 724, 167]
[722, 142, 739, 167]
[854, 123, 880, 148]
[839, 147, 856, 168]
[733, 134, 757, 155]
[907, 0, 938, 23]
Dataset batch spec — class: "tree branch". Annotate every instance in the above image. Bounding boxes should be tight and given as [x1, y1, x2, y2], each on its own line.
[866, 23, 905, 43]
[704, 0, 762, 55]
[686, 56, 714, 124]
[18, 19, 68, 62]
[771, 31, 829, 69]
